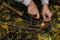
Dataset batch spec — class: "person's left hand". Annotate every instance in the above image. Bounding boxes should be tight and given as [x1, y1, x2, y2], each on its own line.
[42, 4, 52, 22]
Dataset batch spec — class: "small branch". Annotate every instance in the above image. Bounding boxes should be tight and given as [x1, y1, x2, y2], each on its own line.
[0, 21, 43, 33]
[2, 2, 23, 16]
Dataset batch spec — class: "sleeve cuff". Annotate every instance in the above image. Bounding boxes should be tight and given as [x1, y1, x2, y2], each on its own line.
[41, 0, 49, 5]
[23, 0, 32, 6]
[14, 0, 32, 6]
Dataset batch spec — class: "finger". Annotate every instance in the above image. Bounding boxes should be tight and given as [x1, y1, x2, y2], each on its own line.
[45, 15, 51, 22]
[48, 15, 52, 21]
[43, 14, 49, 22]
[44, 17, 49, 22]
[35, 13, 40, 19]
[42, 13, 47, 21]
[48, 12, 52, 21]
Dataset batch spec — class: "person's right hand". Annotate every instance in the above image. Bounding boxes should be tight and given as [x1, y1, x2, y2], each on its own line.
[28, 1, 40, 19]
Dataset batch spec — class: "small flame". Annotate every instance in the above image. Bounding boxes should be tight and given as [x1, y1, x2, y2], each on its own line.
[40, 22, 45, 27]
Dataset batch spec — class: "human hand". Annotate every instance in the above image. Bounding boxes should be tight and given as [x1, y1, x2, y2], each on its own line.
[42, 4, 52, 22]
[28, 1, 39, 19]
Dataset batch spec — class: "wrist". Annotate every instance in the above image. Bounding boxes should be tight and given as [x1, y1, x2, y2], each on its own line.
[28, 0, 32, 7]
[28, 1, 36, 7]
[43, 4, 48, 8]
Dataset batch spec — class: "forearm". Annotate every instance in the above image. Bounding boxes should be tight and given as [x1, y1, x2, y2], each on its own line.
[14, 0, 32, 6]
